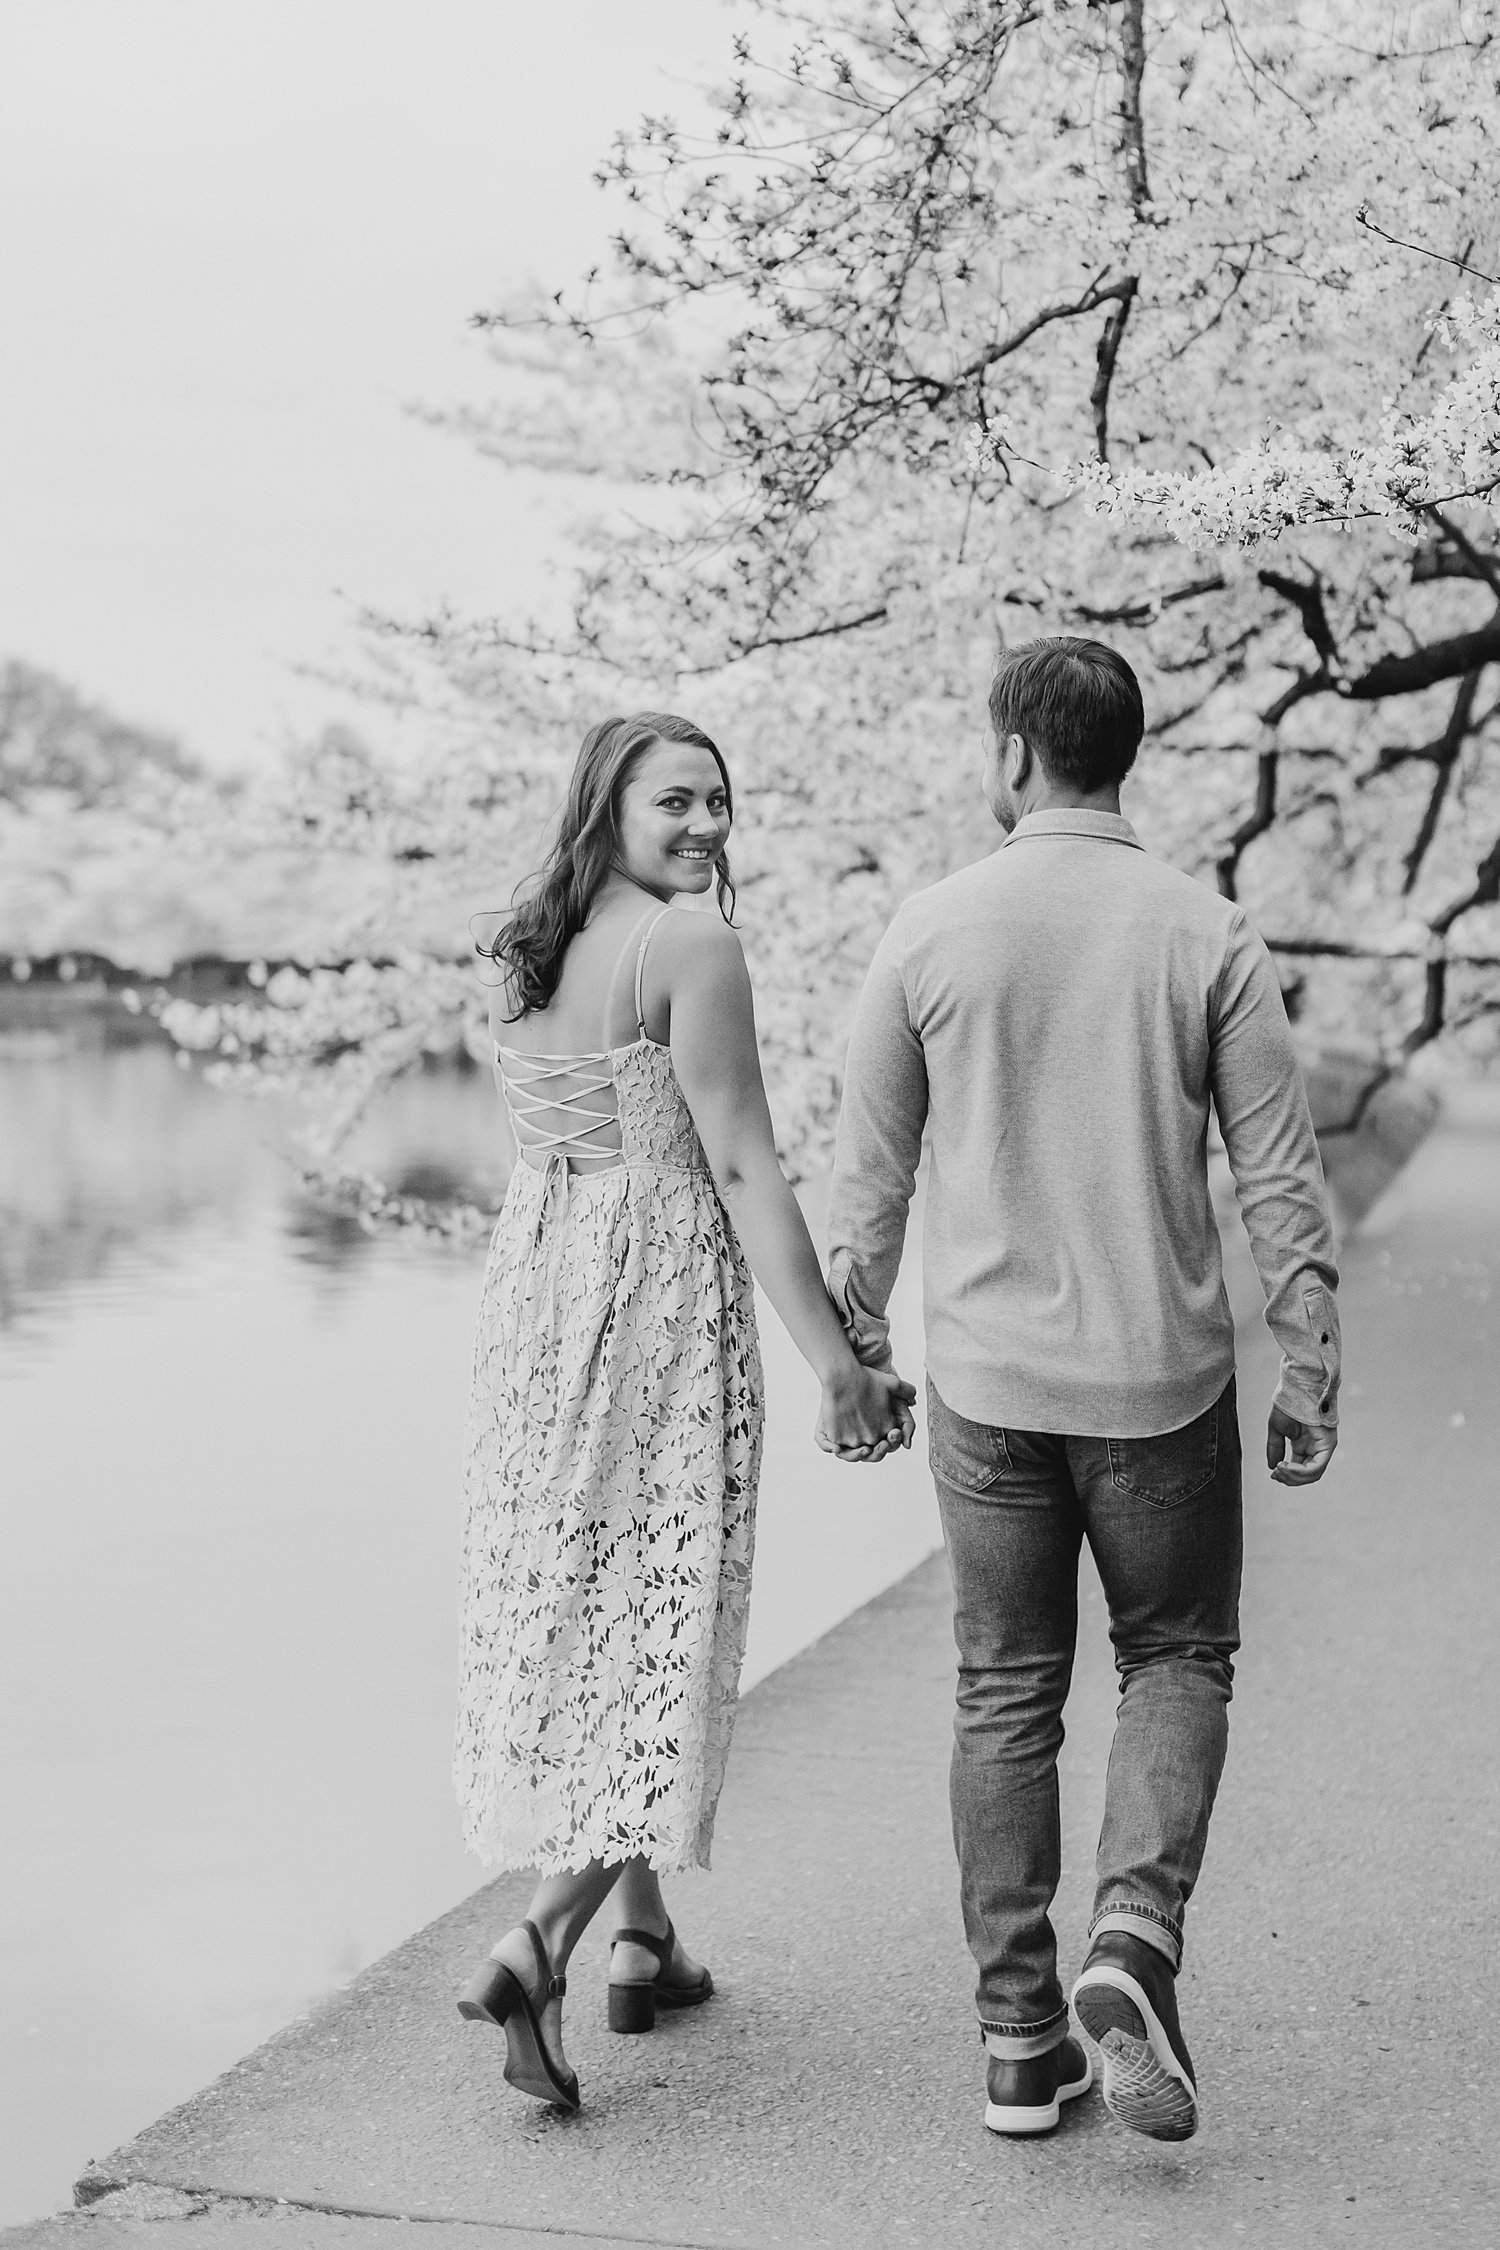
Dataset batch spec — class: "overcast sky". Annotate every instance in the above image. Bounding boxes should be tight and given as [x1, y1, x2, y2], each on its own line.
[0, 1, 738, 769]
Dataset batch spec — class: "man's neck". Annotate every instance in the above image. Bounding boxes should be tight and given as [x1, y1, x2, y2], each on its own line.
[1016, 783, 1123, 821]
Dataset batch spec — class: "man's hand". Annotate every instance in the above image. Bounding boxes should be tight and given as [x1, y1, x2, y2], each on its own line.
[814, 1364, 917, 1464]
[1266, 1404, 1338, 1487]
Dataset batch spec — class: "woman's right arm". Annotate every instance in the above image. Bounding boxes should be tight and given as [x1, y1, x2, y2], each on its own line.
[663, 917, 913, 1459]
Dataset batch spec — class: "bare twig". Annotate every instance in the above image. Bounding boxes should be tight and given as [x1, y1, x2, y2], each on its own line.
[680, 603, 890, 672]
[957, 274, 1138, 392]
[1217, 0, 1316, 118]
[1413, 237, 1475, 370]
[1355, 207, 1499, 285]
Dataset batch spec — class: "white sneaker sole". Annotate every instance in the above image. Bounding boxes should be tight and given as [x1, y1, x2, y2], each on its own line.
[1070, 1966, 1199, 2143]
[984, 2050, 1093, 2136]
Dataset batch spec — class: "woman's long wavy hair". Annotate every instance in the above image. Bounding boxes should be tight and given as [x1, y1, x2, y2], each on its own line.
[478, 712, 737, 1020]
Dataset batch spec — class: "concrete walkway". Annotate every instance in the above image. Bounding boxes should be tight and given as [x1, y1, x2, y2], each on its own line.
[7, 1086, 1498, 2249]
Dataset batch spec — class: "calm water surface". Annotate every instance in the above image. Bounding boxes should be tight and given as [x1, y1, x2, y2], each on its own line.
[0, 1046, 937, 2224]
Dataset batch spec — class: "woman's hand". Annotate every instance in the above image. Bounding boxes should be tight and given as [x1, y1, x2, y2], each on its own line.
[815, 1361, 917, 1464]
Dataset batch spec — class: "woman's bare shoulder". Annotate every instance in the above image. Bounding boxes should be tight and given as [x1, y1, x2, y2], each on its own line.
[656, 908, 745, 961]
[655, 908, 749, 991]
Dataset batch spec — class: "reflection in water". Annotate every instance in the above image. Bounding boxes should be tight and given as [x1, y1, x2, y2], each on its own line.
[0, 1046, 508, 1326]
[0, 1046, 939, 2227]
[0, 1048, 267, 1328]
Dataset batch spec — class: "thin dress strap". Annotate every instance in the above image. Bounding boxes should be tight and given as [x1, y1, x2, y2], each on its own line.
[598, 904, 661, 1051]
[633, 906, 675, 1041]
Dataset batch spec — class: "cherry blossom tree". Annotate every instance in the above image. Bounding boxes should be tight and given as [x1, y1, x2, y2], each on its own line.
[157, 0, 1500, 1209]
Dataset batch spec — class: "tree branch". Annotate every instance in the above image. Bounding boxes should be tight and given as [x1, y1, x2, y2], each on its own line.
[679, 603, 890, 673]
[1401, 669, 1482, 893]
[1260, 668, 1326, 727]
[1258, 614, 1500, 723]
[1216, 748, 1277, 899]
[1430, 829, 1500, 939]
[1071, 571, 1225, 625]
[956, 274, 1137, 391]
[1411, 539, 1499, 586]
[1423, 507, 1500, 599]
[1400, 829, 1500, 1050]
[1403, 960, 1448, 1054]
[1119, 0, 1152, 222]
[1258, 568, 1341, 671]
[1346, 619, 1500, 701]
[1091, 278, 1138, 462]
[1262, 937, 1500, 966]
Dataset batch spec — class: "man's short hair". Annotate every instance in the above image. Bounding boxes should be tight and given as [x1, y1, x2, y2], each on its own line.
[988, 637, 1144, 793]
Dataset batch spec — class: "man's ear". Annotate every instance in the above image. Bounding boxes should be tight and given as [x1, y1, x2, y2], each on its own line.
[1005, 732, 1032, 792]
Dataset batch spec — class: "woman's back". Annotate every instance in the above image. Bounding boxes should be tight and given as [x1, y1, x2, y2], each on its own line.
[491, 892, 673, 1175]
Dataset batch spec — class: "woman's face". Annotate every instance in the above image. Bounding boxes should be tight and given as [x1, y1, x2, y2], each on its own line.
[614, 741, 732, 899]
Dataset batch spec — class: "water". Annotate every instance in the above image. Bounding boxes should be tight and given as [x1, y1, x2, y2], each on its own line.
[0, 1045, 938, 2224]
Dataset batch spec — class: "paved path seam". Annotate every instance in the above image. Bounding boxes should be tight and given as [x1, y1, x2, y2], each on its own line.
[78, 2182, 737, 2249]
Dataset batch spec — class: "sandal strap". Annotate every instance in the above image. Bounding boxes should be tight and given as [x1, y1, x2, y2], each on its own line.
[521, 1918, 566, 2000]
[609, 1920, 673, 1973]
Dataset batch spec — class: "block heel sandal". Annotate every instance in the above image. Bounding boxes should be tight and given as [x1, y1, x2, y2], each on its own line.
[457, 1919, 580, 2112]
[607, 1920, 713, 2035]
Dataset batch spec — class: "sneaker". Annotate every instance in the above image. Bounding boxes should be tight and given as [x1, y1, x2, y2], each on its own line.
[984, 2033, 1093, 2136]
[1071, 1931, 1198, 2142]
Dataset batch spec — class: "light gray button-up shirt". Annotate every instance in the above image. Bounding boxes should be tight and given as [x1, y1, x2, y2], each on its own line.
[827, 808, 1340, 1438]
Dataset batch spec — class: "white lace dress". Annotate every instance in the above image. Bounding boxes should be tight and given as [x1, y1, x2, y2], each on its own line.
[453, 964, 763, 1877]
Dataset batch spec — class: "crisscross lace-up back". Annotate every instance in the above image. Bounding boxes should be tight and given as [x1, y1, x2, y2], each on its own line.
[494, 903, 673, 1174]
[496, 1050, 621, 1171]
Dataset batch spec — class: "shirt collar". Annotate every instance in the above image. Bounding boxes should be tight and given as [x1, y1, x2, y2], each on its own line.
[1003, 808, 1142, 850]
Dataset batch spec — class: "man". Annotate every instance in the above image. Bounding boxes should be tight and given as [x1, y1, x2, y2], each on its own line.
[826, 637, 1340, 2142]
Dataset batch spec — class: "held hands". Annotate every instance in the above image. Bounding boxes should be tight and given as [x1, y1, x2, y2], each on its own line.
[814, 1360, 917, 1465]
[1265, 1403, 1338, 1487]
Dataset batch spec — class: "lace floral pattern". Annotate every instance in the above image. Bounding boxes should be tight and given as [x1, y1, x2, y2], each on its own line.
[454, 1040, 764, 1875]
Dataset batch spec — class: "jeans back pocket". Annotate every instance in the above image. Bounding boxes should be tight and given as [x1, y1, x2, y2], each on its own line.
[926, 1377, 1012, 1495]
[1106, 1388, 1222, 1510]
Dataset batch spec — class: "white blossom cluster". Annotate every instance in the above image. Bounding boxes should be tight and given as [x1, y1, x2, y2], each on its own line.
[1055, 295, 1500, 549]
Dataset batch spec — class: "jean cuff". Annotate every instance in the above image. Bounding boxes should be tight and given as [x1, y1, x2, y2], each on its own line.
[979, 2005, 1070, 2061]
[1088, 1905, 1182, 1970]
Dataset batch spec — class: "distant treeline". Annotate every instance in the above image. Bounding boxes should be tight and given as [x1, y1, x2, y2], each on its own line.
[1, 952, 413, 993]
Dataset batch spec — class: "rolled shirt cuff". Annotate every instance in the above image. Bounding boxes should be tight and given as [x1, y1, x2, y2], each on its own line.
[827, 1254, 895, 1371]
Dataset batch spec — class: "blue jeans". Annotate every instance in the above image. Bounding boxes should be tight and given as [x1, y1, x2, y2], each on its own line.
[929, 1374, 1242, 2056]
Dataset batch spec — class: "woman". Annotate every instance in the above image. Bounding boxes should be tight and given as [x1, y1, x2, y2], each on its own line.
[453, 711, 913, 2112]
